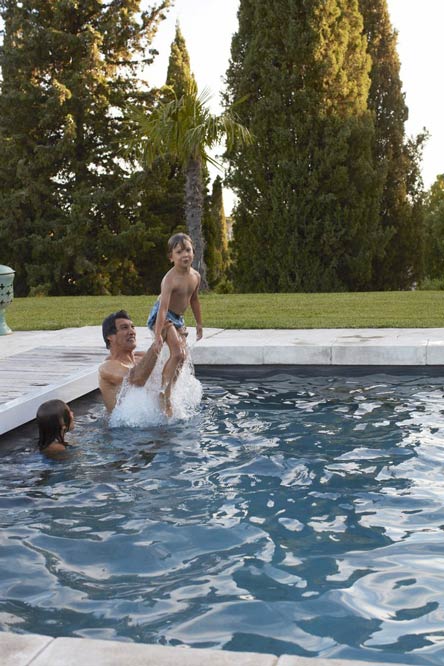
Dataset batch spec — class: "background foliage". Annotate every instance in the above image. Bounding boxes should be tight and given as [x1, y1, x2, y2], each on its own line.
[0, 0, 437, 296]
[225, 0, 426, 292]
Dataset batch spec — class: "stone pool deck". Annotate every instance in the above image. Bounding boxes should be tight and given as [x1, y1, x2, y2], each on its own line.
[0, 325, 443, 436]
[0, 631, 409, 666]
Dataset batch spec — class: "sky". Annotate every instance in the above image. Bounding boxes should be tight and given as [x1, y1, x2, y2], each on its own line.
[146, 0, 444, 212]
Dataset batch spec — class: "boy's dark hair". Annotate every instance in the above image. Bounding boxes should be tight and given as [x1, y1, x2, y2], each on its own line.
[102, 310, 131, 349]
[167, 232, 193, 257]
[36, 399, 71, 451]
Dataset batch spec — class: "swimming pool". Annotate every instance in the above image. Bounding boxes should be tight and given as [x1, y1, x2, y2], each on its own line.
[1, 368, 444, 665]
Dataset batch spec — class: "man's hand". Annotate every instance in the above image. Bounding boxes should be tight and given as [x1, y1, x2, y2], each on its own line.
[196, 324, 203, 341]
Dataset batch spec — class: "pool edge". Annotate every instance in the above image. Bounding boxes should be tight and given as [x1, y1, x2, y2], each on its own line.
[0, 630, 409, 666]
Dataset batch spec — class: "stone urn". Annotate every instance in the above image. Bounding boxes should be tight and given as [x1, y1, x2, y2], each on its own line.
[0, 264, 15, 335]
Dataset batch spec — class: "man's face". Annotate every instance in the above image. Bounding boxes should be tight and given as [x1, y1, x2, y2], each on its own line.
[109, 318, 137, 351]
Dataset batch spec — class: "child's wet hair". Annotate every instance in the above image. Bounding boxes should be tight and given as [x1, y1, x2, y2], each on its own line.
[36, 399, 71, 451]
[167, 233, 194, 256]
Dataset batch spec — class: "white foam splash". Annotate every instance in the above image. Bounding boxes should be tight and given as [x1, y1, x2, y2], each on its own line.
[109, 344, 202, 428]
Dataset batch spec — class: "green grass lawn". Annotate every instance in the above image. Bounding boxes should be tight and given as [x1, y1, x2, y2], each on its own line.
[5, 291, 444, 330]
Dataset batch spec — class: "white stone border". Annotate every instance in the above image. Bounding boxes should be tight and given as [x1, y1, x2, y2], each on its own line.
[0, 631, 405, 666]
[0, 364, 99, 436]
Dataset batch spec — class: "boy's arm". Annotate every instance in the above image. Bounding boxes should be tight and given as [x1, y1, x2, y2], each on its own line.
[153, 277, 173, 351]
[190, 278, 203, 341]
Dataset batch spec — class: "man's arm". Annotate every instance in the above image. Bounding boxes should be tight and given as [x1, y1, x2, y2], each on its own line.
[128, 345, 159, 386]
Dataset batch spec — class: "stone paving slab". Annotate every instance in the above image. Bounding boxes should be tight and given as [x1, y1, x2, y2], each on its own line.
[2, 326, 444, 366]
[0, 346, 107, 435]
[191, 328, 444, 366]
[0, 632, 410, 666]
[0, 631, 54, 666]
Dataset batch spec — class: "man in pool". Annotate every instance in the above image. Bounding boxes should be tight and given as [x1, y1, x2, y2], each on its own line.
[98, 310, 159, 412]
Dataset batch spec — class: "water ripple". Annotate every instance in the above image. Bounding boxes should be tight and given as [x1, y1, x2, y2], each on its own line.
[0, 371, 444, 663]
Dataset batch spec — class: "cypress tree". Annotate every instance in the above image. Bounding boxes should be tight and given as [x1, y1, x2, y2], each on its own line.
[423, 175, 444, 281]
[204, 175, 229, 287]
[166, 22, 197, 99]
[225, 0, 385, 292]
[360, 0, 424, 289]
[0, 0, 171, 295]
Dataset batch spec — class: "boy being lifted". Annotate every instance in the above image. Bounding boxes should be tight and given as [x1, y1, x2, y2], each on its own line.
[147, 233, 203, 416]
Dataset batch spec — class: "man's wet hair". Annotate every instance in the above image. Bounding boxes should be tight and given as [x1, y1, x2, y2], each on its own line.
[167, 232, 194, 257]
[102, 310, 131, 349]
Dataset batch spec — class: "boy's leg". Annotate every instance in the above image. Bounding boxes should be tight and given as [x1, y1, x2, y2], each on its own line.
[160, 324, 187, 416]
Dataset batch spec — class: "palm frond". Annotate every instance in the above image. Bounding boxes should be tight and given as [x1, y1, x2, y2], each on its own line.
[125, 86, 253, 170]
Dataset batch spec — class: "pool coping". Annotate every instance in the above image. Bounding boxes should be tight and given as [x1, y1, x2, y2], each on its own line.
[0, 631, 410, 666]
[1, 325, 443, 436]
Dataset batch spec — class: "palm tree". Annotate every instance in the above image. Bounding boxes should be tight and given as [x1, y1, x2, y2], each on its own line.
[127, 85, 252, 290]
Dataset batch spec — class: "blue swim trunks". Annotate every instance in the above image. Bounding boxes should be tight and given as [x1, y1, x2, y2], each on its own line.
[147, 299, 185, 331]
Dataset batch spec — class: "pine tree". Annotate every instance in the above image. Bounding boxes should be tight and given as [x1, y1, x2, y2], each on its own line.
[225, 0, 385, 292]
[360, 0, 424, 289]
[0, 0, 59, 294]
[0, 0, 171, 295]
[204, 175, 229, 287]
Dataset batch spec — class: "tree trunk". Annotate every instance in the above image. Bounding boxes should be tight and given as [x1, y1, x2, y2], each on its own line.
[185, 156, 208, 290]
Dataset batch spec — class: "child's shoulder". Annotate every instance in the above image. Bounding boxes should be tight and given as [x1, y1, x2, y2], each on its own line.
[160, 267, 175, 286]
[190, 267, 201, 281]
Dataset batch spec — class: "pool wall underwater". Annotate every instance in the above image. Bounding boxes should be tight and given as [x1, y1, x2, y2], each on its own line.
[2, 362, 444, 666]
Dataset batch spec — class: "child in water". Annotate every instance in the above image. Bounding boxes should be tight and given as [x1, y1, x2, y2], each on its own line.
[36, 399, 74, 457]
[147, 233, 203, 416]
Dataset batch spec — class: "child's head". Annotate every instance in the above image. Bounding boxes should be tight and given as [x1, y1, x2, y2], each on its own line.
[36, 399, 74, 451]
[167, 233, 194, 259]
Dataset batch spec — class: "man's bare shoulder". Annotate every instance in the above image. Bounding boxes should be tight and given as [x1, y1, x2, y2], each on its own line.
[99, 357, 118, 373]
[99, 357, 133, 382]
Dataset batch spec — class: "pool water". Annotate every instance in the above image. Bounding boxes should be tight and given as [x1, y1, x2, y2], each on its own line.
[1, 369, 444, 664]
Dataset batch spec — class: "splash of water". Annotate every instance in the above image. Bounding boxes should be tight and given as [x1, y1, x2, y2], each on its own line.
[109, 345, 202, 428]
